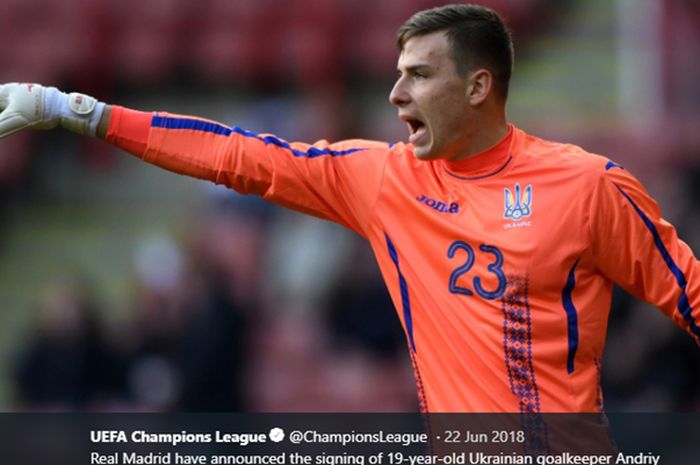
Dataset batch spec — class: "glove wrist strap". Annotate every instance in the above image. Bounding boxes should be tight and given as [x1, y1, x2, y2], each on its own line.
[43, 87, 105, 137]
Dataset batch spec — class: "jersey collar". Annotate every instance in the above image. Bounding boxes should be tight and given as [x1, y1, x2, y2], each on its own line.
[440, 124, 515, 180]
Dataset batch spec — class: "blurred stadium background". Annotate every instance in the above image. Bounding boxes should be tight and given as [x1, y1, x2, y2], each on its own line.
[0, 0, 698, 412]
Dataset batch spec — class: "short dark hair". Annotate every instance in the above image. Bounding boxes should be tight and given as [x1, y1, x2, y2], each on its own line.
[396, 4, 514, 100]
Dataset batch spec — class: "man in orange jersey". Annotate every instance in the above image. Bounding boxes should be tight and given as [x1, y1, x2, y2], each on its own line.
[0, 4, 698, 413]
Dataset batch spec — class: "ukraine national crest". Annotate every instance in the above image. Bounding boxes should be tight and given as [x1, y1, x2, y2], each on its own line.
[503, 183, 532, 220]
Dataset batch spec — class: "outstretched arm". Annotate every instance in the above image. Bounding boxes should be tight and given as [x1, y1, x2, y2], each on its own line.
[0, 83, 390, 236]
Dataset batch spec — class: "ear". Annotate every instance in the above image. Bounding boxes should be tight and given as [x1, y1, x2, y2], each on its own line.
[465, 69, 493, 106]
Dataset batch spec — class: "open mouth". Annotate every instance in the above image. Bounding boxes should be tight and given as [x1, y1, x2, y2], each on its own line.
[402, 116, 427, 144]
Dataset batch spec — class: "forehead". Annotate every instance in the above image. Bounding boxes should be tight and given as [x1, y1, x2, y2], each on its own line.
[398, 31, 452, 68]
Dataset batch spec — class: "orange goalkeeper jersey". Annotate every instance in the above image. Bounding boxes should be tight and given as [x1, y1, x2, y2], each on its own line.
[107, 107, 700, 412]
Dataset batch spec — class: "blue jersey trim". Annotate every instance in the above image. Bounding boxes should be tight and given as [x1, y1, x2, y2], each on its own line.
[444, 155, 513, 181]
[151, 115, 368, 158]
[562, 260, 580, 374]
[152, 115, 232, 136]
[385, 232, 416, 352]
[614, 184, 700, 340]
[605, 161, 624, 171]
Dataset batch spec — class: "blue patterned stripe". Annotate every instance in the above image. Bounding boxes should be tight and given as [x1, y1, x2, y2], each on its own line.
[614, 184, 700, 341]
[501, 274, 549, 454]
[409, 351, 429, 412]
[502, 274, 541, 413]
[562, 260, 580, 374]
[384, 233, 416, 352]
[594, 357, 604, 412]
[151, 115, 368, 158]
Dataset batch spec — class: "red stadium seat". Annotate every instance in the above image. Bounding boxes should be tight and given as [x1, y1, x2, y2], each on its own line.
[189, 0, 287, 85]
[0, 0, 90, 83]
[108, 0, 192, 84]
[283, 0, 343, 87]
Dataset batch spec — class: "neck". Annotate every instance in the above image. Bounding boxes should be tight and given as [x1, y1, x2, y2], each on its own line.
[451, 107, 509, 162]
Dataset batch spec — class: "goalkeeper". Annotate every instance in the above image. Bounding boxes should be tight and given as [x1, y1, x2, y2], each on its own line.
[1, 4, 698, 413]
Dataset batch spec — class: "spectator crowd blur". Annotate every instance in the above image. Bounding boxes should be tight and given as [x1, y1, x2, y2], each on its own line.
[1, 0, 699, 412]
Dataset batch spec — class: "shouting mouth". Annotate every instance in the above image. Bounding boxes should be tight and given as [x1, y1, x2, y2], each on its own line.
[401, 115, 427, 144]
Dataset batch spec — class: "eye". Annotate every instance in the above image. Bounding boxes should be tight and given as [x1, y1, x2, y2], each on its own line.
[410, 69, 429, 80]
[396, 68, 429, 80]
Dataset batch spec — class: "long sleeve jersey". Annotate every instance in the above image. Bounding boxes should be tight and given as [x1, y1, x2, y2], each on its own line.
[106, 106, 700, 413]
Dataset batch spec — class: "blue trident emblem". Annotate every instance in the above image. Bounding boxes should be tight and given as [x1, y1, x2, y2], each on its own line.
[503, 183, 533, 220]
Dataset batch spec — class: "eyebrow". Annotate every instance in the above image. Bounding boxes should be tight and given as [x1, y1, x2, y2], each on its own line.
[397, 64, 432, 73]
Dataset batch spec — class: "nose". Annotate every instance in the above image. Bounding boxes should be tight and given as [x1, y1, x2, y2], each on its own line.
[389, 77, 410, 107]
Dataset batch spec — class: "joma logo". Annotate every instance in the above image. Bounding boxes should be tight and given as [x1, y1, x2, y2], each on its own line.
[416, 194, 460, 214]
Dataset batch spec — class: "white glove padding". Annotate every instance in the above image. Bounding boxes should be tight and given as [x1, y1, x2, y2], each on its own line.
[0, 83, 105, 138]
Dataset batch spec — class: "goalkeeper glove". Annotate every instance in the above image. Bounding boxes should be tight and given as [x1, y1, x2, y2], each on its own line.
[0, 83, 105, 138]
